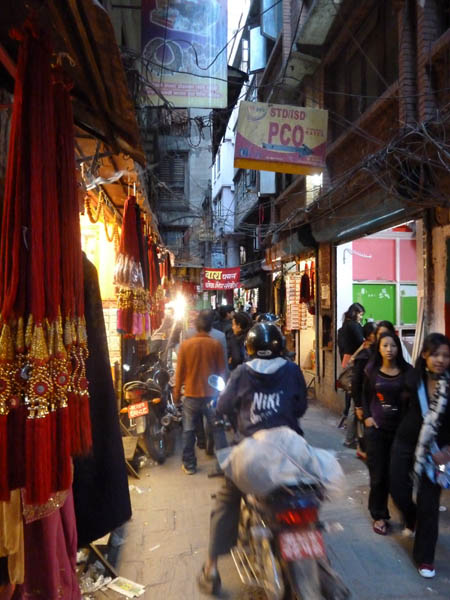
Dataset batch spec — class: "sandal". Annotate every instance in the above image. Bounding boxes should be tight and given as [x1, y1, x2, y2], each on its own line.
[373, 520, 388, 535]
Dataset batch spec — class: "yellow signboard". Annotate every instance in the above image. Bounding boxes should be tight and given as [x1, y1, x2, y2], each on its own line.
[234, 102, 328, 175]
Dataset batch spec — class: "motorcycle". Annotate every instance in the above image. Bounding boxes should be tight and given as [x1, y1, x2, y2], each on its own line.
[232, 484, 349, 600]
[208, 375, 349, 600]
[122, 356, 182, 464]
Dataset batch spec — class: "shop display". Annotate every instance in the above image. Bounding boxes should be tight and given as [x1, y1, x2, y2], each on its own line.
[0, 24, 91, 507]
[11, 492, 80, 599]
[115, 196, 151, 339]
[72, 257, 131, 547]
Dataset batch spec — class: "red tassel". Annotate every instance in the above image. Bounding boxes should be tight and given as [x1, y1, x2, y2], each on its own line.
[56, 404, 71, 490]
[0, 414, 10, 501]
[68, 390, 81, 456]
[49, 408, 57, 492]
[79, 393, 92, 455]
[25, 416, 51, 504]
[7, 403, 26, 490]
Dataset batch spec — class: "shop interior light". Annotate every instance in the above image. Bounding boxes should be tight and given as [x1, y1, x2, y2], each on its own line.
[171, 294, 186, 321]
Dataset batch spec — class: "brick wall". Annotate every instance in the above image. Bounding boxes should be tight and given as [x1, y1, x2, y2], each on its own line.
[416, 0, 440, 121]
[397, 0, 417, 124]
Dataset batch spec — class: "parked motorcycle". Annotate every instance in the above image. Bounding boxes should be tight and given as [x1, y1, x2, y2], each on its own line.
[122, 357, 181, 464]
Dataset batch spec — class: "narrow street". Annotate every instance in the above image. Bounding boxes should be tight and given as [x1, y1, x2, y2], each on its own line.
[111, 402, 450, 600]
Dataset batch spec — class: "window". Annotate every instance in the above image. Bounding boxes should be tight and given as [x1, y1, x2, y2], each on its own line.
[325, 1, 398, 140]
[246, 170, 256, 188]
[157, 152, 187, 208]
[163, 229, 185, 249]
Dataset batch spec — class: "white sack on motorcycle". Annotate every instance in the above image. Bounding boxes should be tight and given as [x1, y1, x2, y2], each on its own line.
[217, 426, 345, 499]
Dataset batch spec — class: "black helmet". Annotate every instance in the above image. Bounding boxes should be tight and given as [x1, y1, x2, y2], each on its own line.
[256, 313, 279, 324]
[245, 323, 285, 359]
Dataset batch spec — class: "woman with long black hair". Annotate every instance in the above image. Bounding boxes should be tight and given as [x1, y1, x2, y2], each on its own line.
[338, 302, 365, 435]
[390, 333, 450, 578]
[362, 332, 412, 535]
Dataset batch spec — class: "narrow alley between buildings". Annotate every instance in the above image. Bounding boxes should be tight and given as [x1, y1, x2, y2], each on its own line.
[95, 402, 450, 600]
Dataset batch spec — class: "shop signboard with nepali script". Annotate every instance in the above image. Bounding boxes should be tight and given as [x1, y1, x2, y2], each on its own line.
[203, 267, 241, 290]
[141, 0, 228, 108]
[234, 101, 328, 175]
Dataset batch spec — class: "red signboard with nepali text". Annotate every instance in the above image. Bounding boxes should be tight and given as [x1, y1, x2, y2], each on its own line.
[203, 267, 241, 290]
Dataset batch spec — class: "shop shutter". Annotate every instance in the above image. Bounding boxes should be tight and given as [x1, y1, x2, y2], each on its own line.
[158, 153, 187, 207]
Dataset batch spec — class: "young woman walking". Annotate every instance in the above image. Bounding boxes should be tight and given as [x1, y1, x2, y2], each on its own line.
[390, 333, 450, 578]
[338, 302, 365, 434]
[362, 332, 412, 535]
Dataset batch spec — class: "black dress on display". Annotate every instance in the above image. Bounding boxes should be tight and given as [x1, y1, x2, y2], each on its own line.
[72, 255, 132, 547]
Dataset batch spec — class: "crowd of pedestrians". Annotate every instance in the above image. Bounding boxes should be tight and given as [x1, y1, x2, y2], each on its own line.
[338, 303, 450, 579]
[171, 297, 450, 585]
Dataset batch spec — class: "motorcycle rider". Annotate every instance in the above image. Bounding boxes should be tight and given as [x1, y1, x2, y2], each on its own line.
[198, 322, 307, 595]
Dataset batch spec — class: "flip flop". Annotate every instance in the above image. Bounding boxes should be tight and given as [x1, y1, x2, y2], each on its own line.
[373, 520, 387, 535]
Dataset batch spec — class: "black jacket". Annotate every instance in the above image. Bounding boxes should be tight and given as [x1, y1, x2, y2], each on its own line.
[217, 359, 307, 437]
[352, 346, 373, 408]
[228, 331, 247, 370]
[340, 319, 364, 356]
[395, 369, 450, 450]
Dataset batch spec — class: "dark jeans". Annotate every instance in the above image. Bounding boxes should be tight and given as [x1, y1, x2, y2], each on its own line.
[390, 439, 442, 565]
[343, 392, 351, 416]
[209, 477, 242, 559]
[345, 400, 357, 444]
[182, 397, 227, 468]
[365, 427, 395, 520]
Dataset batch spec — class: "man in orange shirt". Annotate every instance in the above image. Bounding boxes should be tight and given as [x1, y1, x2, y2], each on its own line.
[174, 310, 226, 474]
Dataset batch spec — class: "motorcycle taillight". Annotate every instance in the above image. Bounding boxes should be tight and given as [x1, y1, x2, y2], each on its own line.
[275, 507, 318, 528]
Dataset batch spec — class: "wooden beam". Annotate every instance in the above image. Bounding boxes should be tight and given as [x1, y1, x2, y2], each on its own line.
[0, 43, 16, 79]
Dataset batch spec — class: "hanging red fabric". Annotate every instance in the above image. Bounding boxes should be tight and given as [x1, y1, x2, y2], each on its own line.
[0, 24, 92, 503]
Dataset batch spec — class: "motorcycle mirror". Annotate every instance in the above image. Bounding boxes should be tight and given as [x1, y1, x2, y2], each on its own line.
[208, 375, 225, 392]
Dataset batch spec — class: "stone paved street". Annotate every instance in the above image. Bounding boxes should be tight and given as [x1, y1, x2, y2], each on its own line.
[99, 403, 450, 599]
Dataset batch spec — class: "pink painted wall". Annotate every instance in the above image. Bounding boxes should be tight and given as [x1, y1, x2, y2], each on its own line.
[353, 239, 396, 281]
[352, 238, 417, 282]
[399, 239, 417, 281]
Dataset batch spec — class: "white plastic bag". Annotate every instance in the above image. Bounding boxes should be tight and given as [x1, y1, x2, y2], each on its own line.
[217, 427, 344, 499]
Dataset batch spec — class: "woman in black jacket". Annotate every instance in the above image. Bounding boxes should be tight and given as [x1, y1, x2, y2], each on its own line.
[339, 302, 365, 435]
[362, 332, 412, 535]
[390, 333, 450, 579]
[228, 312, 252, 370]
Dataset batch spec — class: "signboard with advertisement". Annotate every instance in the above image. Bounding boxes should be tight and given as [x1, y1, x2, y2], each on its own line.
[203, 267, 241, 290]
[234, 101, 328, 175]
[141, 0, 228, 108]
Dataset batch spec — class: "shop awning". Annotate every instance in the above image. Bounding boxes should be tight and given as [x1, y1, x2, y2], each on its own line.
[269, 225, 316, 259]
[0, 0, 144, 164]
[310, 190, 420, 244]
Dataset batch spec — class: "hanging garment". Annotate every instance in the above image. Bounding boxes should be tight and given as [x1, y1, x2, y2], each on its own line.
[300, 264, 311, 303]
[12, 491, 81, 600]
[0, 491, 24, 586]
[115, 197, 151, 338]
[72, 257, 131, 546]
[0, 24, 91, 505]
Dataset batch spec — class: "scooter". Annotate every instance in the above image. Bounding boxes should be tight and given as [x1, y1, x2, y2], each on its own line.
[207, 375, 350, 600]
